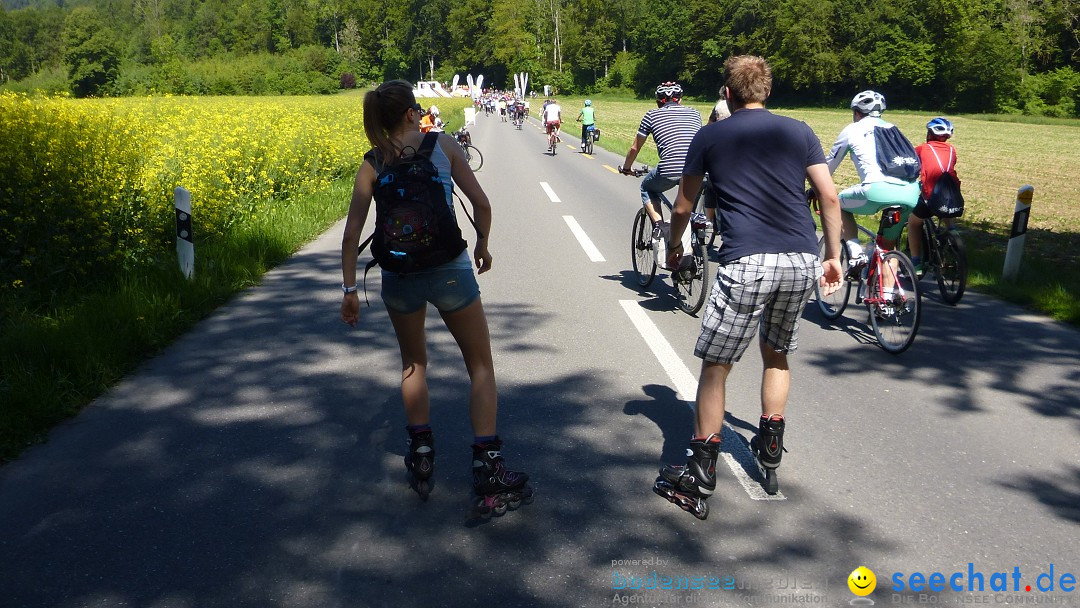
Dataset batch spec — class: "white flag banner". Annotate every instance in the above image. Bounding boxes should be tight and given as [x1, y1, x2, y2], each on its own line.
[452, 74, 460, 92]
[523, 73, 529, 94]
[476, 74, 484, 92]
[514, 73, 521, 95]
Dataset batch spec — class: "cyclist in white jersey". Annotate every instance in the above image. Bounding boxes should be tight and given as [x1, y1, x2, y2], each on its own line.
[826, 91, 920, 263]
[543, 99, 562, 149]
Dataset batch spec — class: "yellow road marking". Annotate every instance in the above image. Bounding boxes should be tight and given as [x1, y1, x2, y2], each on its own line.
[603, 165, 619, 174]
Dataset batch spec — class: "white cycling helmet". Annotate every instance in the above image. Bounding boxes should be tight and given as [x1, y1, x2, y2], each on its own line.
[927, 117, 954, 136]
[428, 105, 440, 116]
[850, 90, 885, 116]
[655, 81, 684, 101]
[584, 99, 592, 106]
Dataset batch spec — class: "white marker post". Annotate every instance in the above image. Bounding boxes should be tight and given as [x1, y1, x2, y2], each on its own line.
[175, 187, 194, 279]
[1002, 185, 1034, 282]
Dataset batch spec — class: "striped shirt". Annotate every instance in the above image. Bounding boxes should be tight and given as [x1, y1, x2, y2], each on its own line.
[637, 102, 703, 178]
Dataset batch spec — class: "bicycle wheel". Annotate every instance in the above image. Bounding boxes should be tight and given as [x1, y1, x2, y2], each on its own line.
[585, 133, 594, 155]
[631, 208, 657, 287]
[464, 144, 483, 171]
[814, 235, 851, 320]
[868, 250, 921, 354]
[675, 230, 710, 315]
[935, 230, 967, 305]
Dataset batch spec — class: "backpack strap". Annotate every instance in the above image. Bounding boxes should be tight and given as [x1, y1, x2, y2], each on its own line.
[416, 131, 439, 159]
[928, 144, 955, 174]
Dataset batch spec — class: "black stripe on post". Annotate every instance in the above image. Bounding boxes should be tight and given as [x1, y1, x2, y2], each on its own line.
[176, 209, 193, 244]
[1010, 207, 1030, 239]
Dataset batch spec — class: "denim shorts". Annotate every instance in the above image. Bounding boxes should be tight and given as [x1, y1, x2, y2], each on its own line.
[380, 252, 480, 314]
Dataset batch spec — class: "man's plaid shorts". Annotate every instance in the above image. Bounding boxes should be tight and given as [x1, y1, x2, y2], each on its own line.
[695, 252, 822, 364]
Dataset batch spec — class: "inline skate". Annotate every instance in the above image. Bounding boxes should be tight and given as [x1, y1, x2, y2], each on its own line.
[653, 435, 719, 520]
[471, 439, 533, 518]
[405, 429, 435, 500]
[749, 414, 785, 495]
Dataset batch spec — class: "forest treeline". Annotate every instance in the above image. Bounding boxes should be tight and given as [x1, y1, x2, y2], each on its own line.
[1, 0, 1078, 115]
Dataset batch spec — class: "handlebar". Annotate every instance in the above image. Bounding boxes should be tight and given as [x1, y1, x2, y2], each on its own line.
[805, 188, 820, 215]
[619, 165, 650, 177]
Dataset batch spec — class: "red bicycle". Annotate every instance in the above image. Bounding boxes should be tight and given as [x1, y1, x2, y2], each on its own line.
[813, 205, 922, 354]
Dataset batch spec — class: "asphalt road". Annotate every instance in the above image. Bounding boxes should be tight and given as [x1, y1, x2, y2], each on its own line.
[2, 111, 1078, 608]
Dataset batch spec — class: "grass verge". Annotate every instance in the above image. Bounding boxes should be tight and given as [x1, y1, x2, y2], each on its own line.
[0, 179, 352, 463]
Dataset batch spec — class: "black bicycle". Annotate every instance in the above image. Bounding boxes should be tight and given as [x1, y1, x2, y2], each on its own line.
[453, 128, 483, 172]
[901, 216, 967, 305]
[582, 124, 597, 155]
[625, 166, 711, 315]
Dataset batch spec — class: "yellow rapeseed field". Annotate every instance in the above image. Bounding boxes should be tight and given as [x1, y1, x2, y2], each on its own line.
[1, 92, 370, 291]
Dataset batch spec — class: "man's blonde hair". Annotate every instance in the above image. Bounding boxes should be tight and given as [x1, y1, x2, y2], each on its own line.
[723, 55, 772, 105]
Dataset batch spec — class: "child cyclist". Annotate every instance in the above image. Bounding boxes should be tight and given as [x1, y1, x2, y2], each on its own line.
[907, 117, 961, 274]
[340, 79, 532, 517]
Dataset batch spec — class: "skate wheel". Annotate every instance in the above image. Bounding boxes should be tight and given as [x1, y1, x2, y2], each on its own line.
[519, 487, 535, 505]
[763, 469, 778, 495]
[693, 501, 709, 520]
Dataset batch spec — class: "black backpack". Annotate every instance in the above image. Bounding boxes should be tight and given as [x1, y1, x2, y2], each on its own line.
[928, 173, 964, 218]
[874, 125, 921, 182]
[923, 144, 964, 218]
[359, 133, 468, 274]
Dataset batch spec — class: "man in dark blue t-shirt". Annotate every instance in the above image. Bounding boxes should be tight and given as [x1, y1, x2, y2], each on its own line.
[652, 56, 843, 519]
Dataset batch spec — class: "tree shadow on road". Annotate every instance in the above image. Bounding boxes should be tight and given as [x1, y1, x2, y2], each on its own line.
[0, 242, 905, 608]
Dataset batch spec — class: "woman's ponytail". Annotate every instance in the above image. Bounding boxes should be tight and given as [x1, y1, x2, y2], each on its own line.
[363, 80, 416, 165]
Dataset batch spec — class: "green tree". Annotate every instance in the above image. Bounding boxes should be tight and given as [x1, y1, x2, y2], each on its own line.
[446, 0, 494, 72]
[631, 0, 693, 95]
[564, 0, 614, 87]
[492, 0, 538, 76]
[62, 6, 120, 97]
[0, 9, 13, 83]
[768, 0, 842, 93]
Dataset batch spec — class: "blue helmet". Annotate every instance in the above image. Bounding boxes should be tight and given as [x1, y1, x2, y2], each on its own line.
[584, 99, 592, 106]
[927, 117, 954, 136]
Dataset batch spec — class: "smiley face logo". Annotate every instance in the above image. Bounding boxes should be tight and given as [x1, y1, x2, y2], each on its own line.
[848, 566, 877, 596]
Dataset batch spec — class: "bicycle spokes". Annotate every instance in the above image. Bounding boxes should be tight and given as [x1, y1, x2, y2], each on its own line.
[867, 250, 921, 354]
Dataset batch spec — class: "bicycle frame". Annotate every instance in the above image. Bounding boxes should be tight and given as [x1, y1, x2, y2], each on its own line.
[627, 166, 712, 315]
[853, 211, 905, 308]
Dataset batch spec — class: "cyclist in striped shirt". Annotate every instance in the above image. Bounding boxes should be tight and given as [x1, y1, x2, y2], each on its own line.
[620, 82, 703, 229]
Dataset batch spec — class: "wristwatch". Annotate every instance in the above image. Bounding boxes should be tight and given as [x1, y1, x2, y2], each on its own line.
[342, 283, 358, 294]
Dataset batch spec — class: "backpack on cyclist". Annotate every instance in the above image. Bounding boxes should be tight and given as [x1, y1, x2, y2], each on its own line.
[874, 125, 921, 182]
[927, 172, 964, 218]
[923, 144, 964, 218]
[359, 133, 467, 275]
